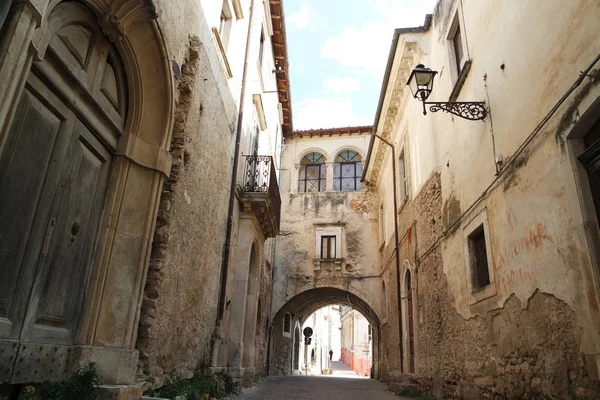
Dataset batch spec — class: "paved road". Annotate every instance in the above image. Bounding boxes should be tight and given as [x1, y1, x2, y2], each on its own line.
[226, 362, 399, 400]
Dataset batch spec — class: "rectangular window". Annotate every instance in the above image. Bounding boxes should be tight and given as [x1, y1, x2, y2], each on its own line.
[283, 313, 291, 334]
[468, 225, 490, 289]
[453, 25, 464, 73]
[219, 1, 232, 51]
[321, 235, 336, 259]
[399, 152, 407, 199]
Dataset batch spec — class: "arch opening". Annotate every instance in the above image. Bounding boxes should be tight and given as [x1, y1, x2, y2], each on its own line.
[269, 287, 381, 378]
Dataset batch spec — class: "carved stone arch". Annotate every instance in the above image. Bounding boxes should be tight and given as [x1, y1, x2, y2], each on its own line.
[0, 0, 173, 386]
[333, 146, 365, 160]
[39, 0, 173, 174]
[401, 260, 416, 373]
[270, 287, 381, 378]
[298, 147, 330, 163]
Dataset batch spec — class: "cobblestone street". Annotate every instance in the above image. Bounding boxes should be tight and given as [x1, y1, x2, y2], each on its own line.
[226, 362, 399, 400]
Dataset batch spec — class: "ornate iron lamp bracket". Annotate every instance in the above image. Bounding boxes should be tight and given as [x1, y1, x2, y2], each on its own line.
[422, 101, 487, 121]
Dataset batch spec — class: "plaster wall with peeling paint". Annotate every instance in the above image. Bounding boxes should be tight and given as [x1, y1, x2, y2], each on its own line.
[270, 132, 384, 375]
[134, 0, 283, 388]
[365, 0, 600, 397]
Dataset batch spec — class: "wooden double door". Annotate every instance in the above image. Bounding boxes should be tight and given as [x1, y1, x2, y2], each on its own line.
[0, 1, 126, 359]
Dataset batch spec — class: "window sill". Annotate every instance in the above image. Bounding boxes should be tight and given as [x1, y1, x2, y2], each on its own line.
[469, 280, 496, 305]
[449, 59, 472, 102]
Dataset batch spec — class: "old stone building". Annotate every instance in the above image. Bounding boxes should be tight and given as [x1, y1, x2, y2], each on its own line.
[269, 126, 384, 377]
[0, 0, 288, 396]
[2, 0, 600, 399]
[361, 0, 600, 398]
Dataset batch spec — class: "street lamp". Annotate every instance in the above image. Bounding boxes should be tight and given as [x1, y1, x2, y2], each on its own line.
[406, 64, 487, 121]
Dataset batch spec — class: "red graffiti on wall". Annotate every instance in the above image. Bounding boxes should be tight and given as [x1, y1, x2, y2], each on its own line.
[494, 223, 549, 272]
[493, 222, 550, 292]
[499, 268, 538, 293]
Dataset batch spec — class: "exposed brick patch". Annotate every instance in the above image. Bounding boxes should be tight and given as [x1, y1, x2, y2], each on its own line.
[135, 36, 201, 386]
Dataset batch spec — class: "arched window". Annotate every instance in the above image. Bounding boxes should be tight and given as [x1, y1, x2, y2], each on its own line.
[298, 152, 326, 193]
[334, 150, 363, 191]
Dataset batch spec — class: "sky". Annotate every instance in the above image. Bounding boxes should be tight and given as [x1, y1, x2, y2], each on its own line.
[284, 0, 437, 130]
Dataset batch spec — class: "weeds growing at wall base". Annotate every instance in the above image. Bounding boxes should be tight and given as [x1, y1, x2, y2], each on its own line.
[144, 373, 235, 399]
[18, 362, 101, 400]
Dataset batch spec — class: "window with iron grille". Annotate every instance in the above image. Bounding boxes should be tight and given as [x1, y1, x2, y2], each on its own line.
[321, 235, 336, 259]
[298, 152, 326, 193]
[334, 150, 362, 191]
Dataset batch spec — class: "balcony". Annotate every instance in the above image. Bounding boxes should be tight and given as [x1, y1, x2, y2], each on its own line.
[237, 155, 281, 238]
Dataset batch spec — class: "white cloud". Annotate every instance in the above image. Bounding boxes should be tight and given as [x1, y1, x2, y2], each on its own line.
[324, 76, 360, 94]
[320, 0, 437, 75]
[293, 97, 371, 130]
[288, 2, 317, 31]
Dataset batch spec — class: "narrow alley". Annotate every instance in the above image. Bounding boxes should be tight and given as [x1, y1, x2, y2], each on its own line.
[0, 0, 599, 399]
[226, 363, 395, 400]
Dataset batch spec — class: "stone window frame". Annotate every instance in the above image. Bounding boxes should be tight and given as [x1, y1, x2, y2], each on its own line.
[282, 312, 292, 337]
[463, 209, 496, 304]
[212, 0, 234, 79]
[445, 5, 472, 101]
[315, 226, 342, 260]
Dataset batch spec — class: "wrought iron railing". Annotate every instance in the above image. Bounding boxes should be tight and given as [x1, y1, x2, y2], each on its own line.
[242, 155, 281, 231]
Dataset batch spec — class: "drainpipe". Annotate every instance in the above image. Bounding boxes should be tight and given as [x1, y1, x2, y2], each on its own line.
[371, 132, 404, 373]
[217, 0, 256, 322]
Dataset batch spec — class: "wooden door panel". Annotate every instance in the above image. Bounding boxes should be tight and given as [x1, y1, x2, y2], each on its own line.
[27, 122, 111, 344]
[0, 87, 72, 339]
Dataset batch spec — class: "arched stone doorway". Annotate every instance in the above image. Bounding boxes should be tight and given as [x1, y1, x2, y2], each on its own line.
[242, 245, 260, 371]
[269, 287, 381, 378]
[0, 0, 173, 385]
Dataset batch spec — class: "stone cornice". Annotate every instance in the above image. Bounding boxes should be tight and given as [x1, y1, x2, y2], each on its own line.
[368, 40, 421, 185]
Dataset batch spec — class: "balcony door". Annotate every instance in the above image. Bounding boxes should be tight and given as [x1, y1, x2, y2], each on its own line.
[0, 2, 125, 346]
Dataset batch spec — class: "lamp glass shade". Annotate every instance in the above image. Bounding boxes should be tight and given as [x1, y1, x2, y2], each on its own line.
[406, 64, 437, 101]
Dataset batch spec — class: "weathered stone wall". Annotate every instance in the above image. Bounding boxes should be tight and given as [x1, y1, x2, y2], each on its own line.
[136, 33, 238, 387]
[254, 239, 275, 377]
[377, 170, 443, 382]
[367, 0, 600, 397]
[415, 246, 598, 399]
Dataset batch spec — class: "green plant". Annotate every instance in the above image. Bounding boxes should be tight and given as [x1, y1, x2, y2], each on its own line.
[144, 373, 235, 399]
[20, 363, 102, 400]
